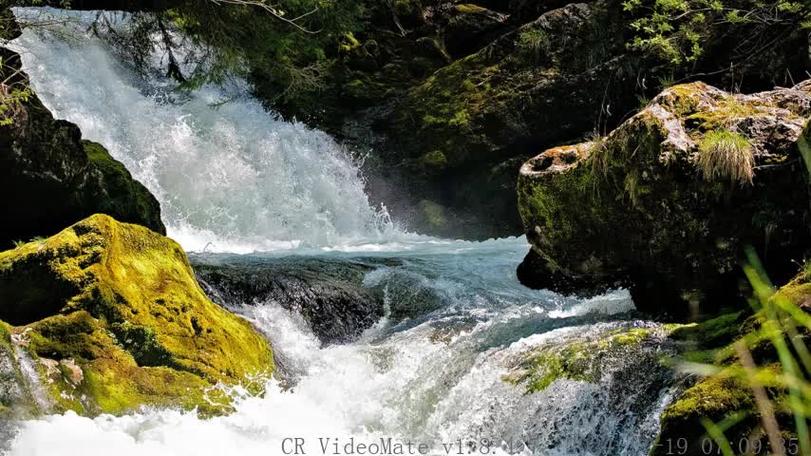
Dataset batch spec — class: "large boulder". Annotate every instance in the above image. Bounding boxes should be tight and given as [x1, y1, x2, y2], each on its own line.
[517, 81, 811, 318]
[0, 48, 165, 249]
[0, 214, 273, 416]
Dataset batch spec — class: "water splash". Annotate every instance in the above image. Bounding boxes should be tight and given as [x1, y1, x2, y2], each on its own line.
[6, 241, 671, 456]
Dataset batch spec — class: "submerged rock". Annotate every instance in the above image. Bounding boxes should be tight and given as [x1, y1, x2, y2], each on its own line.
[0, 214, 273, 416]
[517, 81, 811, 318]
[0, 47, 165, 249]
[192, 255, 452, 344]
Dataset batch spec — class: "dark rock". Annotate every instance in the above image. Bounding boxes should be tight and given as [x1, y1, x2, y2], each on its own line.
[443, 4, 509, 57]
[517, 81, 811, 318]
[192, 256, 388, 344]
[0, 48, 165, 249]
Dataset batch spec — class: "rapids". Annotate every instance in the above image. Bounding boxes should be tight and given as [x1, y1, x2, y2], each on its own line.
[3, 8, 678, 455]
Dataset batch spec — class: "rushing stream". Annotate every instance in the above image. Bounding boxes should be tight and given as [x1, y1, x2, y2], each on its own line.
[4, 8, 678, 455]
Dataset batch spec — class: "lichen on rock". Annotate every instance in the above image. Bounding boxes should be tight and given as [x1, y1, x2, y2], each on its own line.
[0, 214, 274, 416]
[517, 81, 811, 318]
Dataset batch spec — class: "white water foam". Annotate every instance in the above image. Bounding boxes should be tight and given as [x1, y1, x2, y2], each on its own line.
[6, 296, 669, 456]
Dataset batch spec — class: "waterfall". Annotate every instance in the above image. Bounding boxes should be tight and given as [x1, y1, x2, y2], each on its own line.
[10, 7, 402, 253]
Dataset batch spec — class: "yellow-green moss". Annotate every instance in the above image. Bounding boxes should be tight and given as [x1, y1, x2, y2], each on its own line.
[0, 214, 274, 416]
[454, 3, 486, 14]
[420, 150, 449, 169]
[662, 374, 754, 423]
[505, 326, 668, 394]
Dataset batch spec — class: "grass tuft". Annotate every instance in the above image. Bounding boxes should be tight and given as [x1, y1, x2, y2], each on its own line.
[697, 130, 754, 186]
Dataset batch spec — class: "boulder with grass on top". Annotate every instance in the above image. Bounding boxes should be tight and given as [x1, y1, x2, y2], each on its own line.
[517, 80, 811, 318]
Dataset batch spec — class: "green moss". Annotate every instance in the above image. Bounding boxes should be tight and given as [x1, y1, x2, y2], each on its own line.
[661, 374, 754, 423]
[454, 3, 487, 14]
[506, 326, 667, 394]
[420, 150, 448, 169]
[83, 141, 165, 235]
[0, 214, 274, 416]
[671, 311, 744, 347]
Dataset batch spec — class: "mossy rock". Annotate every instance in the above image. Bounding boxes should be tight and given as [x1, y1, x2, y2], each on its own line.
[652, 270, 811, 456]
[0, 214, 273, 416]
[504, 323, 679, 394]
[517, 81, 811, 318]
[0, 48, 164, 250]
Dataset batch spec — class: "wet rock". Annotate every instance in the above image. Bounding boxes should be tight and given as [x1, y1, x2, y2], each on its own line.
[503, 321, 681, 453]
[0, 48, 165, 249]
[193, 256, 388, 345]
[517, 81, 811, 318]
[0, 214, 273, 416]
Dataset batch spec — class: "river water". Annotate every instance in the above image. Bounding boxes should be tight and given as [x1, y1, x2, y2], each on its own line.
[4, 8, 677, 455]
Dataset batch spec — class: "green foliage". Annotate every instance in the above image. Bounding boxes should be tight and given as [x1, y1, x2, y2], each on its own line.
[666, 254, 811, 455]
[92, 0, 367, 103]
[622, 0, 809, 65]
[697, 130, 754, 186]
[0, 60, 31, 127]
[172, 0, 366, 100]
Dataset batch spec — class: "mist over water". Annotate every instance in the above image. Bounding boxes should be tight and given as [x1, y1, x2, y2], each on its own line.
[5, 8, 677, 456]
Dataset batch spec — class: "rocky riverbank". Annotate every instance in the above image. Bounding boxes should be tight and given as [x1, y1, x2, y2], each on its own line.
[516, 77, 811, 453]
[254, 0, 808, 239]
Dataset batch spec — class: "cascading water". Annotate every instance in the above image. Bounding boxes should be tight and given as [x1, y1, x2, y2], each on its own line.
[4, 8, 680, 456]
[10, 7, 400, 253]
